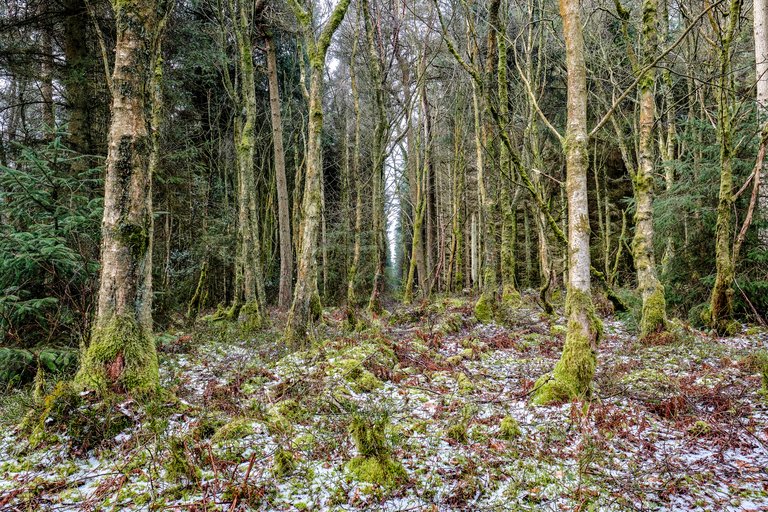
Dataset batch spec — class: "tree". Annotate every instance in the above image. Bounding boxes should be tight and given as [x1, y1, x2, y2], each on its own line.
[531, 0, 602, 405]
[757, 0, 768, 246]
[74, 0, 172, 397]
[708, 0, 742, 334]
[285, 0, 352, 346]
[266, 34, 293, 309]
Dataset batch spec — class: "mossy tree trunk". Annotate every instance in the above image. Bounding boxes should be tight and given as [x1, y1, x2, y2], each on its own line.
[230, 0, 267, 330]
[474, 0, 501, 323]
[74, 0, 172, 397]
[363, 0, 388, 314]
[532, 0, 602, 405]
[347, 21, 364, 308]
[286, 0, 352, 346]
[497, 4, 520, 307]
[397, 43, 427, 301]
[709, 0, 741, 334]
[756, 0, 768, 247]
[633, 0, 667, 337]
[266, 35, 294, 309]
[448, 97, 466, 292]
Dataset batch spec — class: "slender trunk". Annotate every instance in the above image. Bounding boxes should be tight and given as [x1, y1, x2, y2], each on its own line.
[634, 0, 667, 337]
[266, 35, 293, 308]
[421, 57, 436, 297]
[404, 55, 427, 295]
[660, 0, 676, 275]
[231, 0, 265, 329]
[64, 0, 94, 157]
[364, 0, 388, 313]
[474, 0, 501, 322]
[756, 0, 768, 246]
[497, 8, 520, 306]
[75, 0, 170, 397]
[286, 0, 352, 345]
[533, 0, 601, 405]
[347, 29, 363, 307]
[709, 0, 741, 334]
[39, 13, 55, 136]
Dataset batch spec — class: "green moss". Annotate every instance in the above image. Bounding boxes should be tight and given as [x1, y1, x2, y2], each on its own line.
[474, 293, 496, 323]
[310, 293, 323, 322]
[688, 302, 711, 328]
[469, 424, 489, 442]
[749, 351, 768, 396]
[273, 447, 296, 478]
[210, 418, 253, 443]
[550, 324, 568, 337]
[499, 416, 521, 440]
[456, 372, 474, 394]
[346, 455, 407, 488]
[687, 420, 712, 437]
[268, 399, 308, 423]
[192, 416, 226, 441]
[74, 314, 159, 398]
[346, 413, 407, 488]
[165, 436, 201, 484]
[293, 433, 316, 451]
[640, 284, 667, 338]
[723, 320, 741, 336]
[502, 286, 522, 309]
[117, 223, 149, 260]
[619, 368, 675, 399]
[531, 288, 602, 406]
[23, 381, 132, 450]
[239, 298, 263, 333]
[350, 414, 387, 457]
[335, 359, 382, 392]
[446, 354, 464, 366]
[445, 422, 468, 443]
[437, 312, 465, 335]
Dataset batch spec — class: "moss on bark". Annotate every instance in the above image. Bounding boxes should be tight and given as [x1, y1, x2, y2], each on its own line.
[474, 292, 497, 323]
[74, 315, 159, 398]
[531, 288, 602, 405]
[640, 283, 667, 338]
[238, 299, 264, 333]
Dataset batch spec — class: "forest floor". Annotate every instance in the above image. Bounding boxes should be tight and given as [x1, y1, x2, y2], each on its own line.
[1, 293, 767, 511]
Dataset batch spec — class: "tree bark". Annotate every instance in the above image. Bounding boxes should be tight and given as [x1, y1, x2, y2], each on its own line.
[634, 0, 667, 337]
[286, 0, 352, 346]
[230, 0, 266, 330]
[709, 0, 741, 334]
[266, 35, 293, 309]
[756, 0, 768, 246]
[532, 0, 602, 405]
[75, 0, 171, 397]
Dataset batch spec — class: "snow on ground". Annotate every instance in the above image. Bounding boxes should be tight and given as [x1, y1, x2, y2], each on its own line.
[1, 294, 767, 511]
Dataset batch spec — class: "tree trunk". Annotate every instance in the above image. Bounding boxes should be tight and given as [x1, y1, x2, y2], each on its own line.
[364, 0, 388, 313]
[347, 27, 363, 307]
[532, 0, 601, 405]
[634, 0, 667, 337]
[474, 0, 501, 322]
[63, 0, 94, 158]
[266, 35, 293, 309]
[231, 0, 265, 330]
[709, 0, 741, 334]
[756, 0, 768, 246]
[286, 0, 352, 346]
[497, 8, 520, 307]
[75, 0, 170, 397]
